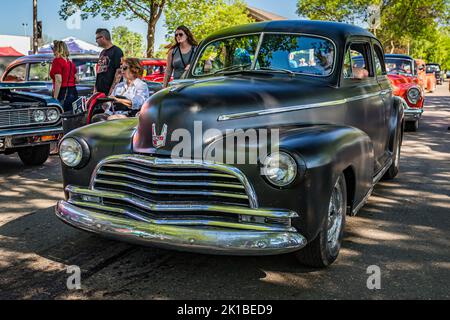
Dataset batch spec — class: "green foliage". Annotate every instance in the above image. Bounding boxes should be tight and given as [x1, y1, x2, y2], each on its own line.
[112, 26, 144, 58]
[164, 0, 254, 43]
[59, 0, 166, 57]
[296, 0, 450, 67]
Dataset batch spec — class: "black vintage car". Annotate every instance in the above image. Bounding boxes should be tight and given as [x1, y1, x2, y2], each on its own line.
[426, 63, 443, 85]
[1, 54, 164, 98]
[0, 83, 63, 165]
[55, 21, 404, 268]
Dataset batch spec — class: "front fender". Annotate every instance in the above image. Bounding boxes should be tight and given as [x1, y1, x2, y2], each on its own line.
[61, 118, 138, 194]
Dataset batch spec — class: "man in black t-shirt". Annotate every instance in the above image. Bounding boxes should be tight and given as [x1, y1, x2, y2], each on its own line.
[95, 28, 124, 95]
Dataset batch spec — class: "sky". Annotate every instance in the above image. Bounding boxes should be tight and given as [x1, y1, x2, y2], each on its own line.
[0, 0, 299, 51]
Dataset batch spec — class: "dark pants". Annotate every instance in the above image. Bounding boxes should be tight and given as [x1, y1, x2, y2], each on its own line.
[58, 86, 78, 113]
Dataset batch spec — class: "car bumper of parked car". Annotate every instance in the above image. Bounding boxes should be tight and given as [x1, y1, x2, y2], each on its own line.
[56, 193, 308, 256]
[404, 108, 423, 122]
[0, 126, 63, 152]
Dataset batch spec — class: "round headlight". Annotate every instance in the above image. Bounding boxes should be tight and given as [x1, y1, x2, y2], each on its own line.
[47, 109, 59, 122]
[407, 87, 420, 104]
[60, 138, 83, 167]
[32, 110, 46, 122]
[262, 152, 298, 187]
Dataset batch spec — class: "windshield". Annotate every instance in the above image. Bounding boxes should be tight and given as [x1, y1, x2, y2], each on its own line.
[426, 65, 440, 73]
[193, 33, 335, 77]
[385, 58, 414, 76]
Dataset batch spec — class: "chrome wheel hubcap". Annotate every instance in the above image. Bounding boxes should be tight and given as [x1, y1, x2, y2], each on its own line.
[327, 177, 344, 256]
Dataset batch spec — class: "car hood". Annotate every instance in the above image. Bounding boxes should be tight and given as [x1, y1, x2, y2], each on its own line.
[133, 74, 333, 155]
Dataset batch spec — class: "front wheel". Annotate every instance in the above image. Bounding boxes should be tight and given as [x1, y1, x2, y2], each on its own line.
[18, 144, 50, 166]
[405, 120, 419, 132]
[296, 174, 347, 268]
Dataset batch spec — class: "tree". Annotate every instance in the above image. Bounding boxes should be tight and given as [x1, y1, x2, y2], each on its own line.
[59, 0, 166, 58]
[296, 0, 450, 53]
[164, 0, 254, 43]
[112, 26, 144, 57]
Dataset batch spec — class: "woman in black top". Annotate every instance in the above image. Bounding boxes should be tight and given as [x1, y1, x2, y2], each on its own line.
[163, 26, 198, 88]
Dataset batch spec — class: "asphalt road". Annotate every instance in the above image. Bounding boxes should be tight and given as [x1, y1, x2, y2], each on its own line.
[0, 84, 449, 300]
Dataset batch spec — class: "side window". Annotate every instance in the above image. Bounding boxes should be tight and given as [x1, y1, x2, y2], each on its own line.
[373, 44, 386, 76]
[343, 42, 372, 80]
[3, 64, 27, 82]
[74, 60, 97, 81]
[29, 62, 51, 81]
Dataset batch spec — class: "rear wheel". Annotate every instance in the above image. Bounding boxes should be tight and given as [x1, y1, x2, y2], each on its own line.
[296, 174, 347, 268]
[384, 129, 402, 180]
[18, 144, 50, 166]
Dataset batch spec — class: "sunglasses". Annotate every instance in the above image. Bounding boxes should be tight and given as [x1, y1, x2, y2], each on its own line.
[121, 66, 129, 71]
[175, 33, 185, 38]
[96, 36, 104, 41]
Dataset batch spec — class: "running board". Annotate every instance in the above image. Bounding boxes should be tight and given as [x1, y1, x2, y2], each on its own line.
[352, 159, 393, 216]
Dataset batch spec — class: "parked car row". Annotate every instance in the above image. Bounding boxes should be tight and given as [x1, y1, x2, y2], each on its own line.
[0, 54, 165, 99]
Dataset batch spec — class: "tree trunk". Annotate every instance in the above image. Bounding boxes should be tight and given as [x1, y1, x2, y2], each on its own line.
[390, 40, 395, 54]
[146, 21, 157, 58]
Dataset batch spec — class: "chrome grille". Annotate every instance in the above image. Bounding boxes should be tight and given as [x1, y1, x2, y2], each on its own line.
[91, 155, 255, 211]
[0, 104, 60, 128]
[0, 109, 32, 127]
[67, 155, 298, 231]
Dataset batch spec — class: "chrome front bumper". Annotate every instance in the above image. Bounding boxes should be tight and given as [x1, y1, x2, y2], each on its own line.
[56, 190, 307, 256]
[404, 108, 423, 121]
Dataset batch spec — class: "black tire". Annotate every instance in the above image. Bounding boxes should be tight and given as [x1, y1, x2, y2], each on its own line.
[18, 144, 50, 166]
[296, 174, 347, 268]
[405, 120, 419, 132]
[384, 128, 402, 180]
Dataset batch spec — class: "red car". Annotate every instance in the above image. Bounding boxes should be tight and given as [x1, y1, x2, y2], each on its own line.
[141, 58, 171, 83]
[385, 54, 424, 131]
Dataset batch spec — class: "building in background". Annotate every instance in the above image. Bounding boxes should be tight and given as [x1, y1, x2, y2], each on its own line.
[246, 6, 288, 22]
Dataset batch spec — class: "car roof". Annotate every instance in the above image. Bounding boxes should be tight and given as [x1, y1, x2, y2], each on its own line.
[11, 53, 99, 64]
[385, 54, 414, 60]
[204, 20, 375, 45]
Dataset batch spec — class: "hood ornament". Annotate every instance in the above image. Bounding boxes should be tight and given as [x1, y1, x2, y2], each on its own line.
[152, 124, 168, 149]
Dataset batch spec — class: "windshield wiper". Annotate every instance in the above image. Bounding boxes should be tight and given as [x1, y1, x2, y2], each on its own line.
[213, 63, 252, 75]
[258, 67, 297, 77]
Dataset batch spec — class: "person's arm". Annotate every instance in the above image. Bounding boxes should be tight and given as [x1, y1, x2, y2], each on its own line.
[108, 50, 124, 96]
[54, 74, 62, 99]
[163, 49, 174, 88]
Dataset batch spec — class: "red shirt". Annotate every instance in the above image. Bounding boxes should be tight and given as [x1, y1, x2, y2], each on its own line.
[50, 57, 77, 89]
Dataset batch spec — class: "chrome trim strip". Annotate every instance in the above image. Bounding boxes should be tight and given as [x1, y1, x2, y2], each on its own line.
[218, 92, 380, 121]
[373, 158, 393, 185]
[67, 185, 298, 219]
[352, 188, 373, 216]
[56, 201, 307, 256]
[69, 200, 296, 232]
[89, 154, 259, 208]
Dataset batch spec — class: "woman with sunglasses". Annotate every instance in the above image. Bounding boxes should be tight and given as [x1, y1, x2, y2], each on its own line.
[163, 26, 199, 88]
[49, 40, 78, 112]
[92, 58, 149, 122]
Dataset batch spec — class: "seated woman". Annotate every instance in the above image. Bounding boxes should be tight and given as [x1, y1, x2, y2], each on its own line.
[93, 58, 149, 122]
